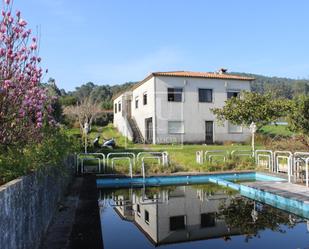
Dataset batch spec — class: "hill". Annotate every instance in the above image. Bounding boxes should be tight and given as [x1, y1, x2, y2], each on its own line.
[232, 72, 309, 98]
[56, 72, 309, 109]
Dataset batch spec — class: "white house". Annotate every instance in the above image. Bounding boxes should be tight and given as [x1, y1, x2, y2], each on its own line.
[113, 70, 254, 144]
[111, 186, 241, 246]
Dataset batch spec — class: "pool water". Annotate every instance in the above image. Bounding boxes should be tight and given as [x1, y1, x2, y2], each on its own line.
[98, 183, 309, 249]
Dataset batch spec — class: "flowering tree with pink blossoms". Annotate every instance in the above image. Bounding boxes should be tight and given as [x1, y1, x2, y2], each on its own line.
[0, 0, 55, 147]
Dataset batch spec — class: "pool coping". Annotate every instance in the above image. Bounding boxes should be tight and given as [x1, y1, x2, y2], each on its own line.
[96, 171, 286, 187]
[96, 169, 256, 178]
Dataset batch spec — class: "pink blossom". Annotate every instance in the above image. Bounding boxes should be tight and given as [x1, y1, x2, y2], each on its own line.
[30, 42, 37, 50]
[0, 5, 55, 145]
[18, 18, 27, 27]
[0, 48, 5, 56]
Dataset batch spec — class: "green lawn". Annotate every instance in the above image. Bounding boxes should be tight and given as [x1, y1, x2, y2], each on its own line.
[64, 125, 135, 148]
[67, 124, 258, 174]
[259, 125, 294, 137]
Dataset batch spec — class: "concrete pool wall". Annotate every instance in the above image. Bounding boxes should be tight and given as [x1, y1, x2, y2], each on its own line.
[0, 157, 74, 249]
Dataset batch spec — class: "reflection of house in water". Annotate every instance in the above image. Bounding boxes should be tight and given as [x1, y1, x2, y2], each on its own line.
[112, 186, 241, 246]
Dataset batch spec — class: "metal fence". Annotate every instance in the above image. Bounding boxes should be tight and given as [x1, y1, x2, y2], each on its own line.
[76, 150, 169, 178]
[196, 149, 309, 186]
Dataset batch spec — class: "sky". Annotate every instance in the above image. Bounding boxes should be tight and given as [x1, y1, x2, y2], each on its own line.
[15, 0, 309, 91]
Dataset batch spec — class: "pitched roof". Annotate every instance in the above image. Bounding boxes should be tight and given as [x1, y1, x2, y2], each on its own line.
[152, 71, 255, 81]
[112, 71, 254, 100]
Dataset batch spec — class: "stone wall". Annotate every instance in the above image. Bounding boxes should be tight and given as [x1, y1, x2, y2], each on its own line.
[0, 157, 74, 249]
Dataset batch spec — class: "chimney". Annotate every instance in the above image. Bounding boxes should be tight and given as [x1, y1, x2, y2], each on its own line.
[218, 68, 228, 74]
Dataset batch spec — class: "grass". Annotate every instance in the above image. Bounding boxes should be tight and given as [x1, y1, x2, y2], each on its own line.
[135, 143, 256, 172]
[69, 123, 259, 174]
[259, 125, 294, 137]
[64, 124, 135, 149]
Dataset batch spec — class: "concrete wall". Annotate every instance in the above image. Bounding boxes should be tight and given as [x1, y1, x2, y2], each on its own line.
[131, 77, 155, 140]
[113, 93, 133, 141]
[0, 157, 74, 249]
[155, 76, 251, 144]
[113, 79, 155, 141]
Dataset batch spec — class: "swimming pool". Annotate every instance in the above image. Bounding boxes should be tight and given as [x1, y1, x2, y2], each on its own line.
[98, 182, 309, 249]
[97, 172, 309, 248]
[96, 172, 285, 188]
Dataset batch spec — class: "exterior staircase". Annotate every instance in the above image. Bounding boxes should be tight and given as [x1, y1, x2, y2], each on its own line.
[128, 117, 144, 143]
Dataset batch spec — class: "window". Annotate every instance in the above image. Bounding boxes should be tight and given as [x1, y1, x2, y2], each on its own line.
[227, 91, 240, 99]
[228, 122, 243, 133]
[135, 97, 139, 109]
[170, 216, 186, 231]
[168, 121, 184, 134]
[199, 89, 213, 103]
[144, 210, 149, 224]
[137, 204, 141, 216]
[168, 88, 183, 102]
[118, 102, 121, 112]
[114, 103, 117, 114]
[201, 213, 216, 227]
[143, 92, 147, 105]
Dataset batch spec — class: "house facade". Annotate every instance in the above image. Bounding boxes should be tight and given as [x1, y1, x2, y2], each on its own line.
[113, 70, 254, 144]
[108, 185, 241, 246]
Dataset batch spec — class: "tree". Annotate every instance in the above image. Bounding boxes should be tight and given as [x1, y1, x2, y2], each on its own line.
[218, 197, 297, 242]
[59, 95, 77, 106]
[288, 95, 309, 135]
[90, 85, 113, 103]
[212, 92, 292, 130]
[264, 82, 294, 99]
[63, 97, 102, 134]
[74, 82, 96, 101]
[0, 0, 54, 147]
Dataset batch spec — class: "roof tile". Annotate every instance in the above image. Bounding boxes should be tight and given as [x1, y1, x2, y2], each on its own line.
[112, 71, 254, 100]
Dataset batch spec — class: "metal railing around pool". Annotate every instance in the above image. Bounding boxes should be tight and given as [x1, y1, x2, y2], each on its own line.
[306, 158, 309, 187]
[196, 151, 203, 164]
[195, 149, 309, 185]
[80, 157, 101, 174]
[205, 150, 227, 163]
[106, 152, 136, 168]
[77, 153, 106, 174]
[141, 156, 162, 179]
[231, 150, 253, 158]
[110, 157, 133, 178]
[137, 151, 169, 166]
[292, 152, 309, 184]
[255, 150, 273, 171]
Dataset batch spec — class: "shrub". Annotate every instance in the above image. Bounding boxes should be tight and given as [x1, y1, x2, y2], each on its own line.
[0, 128, 79, 184]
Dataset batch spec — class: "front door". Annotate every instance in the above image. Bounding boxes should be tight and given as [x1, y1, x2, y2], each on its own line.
[126, 100, 132, 118]
[145, 117, 153, 144]
[205, 121, 214, 144]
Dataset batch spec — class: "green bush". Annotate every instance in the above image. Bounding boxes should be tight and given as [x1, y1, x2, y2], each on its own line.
[0, 128, 79, 185]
